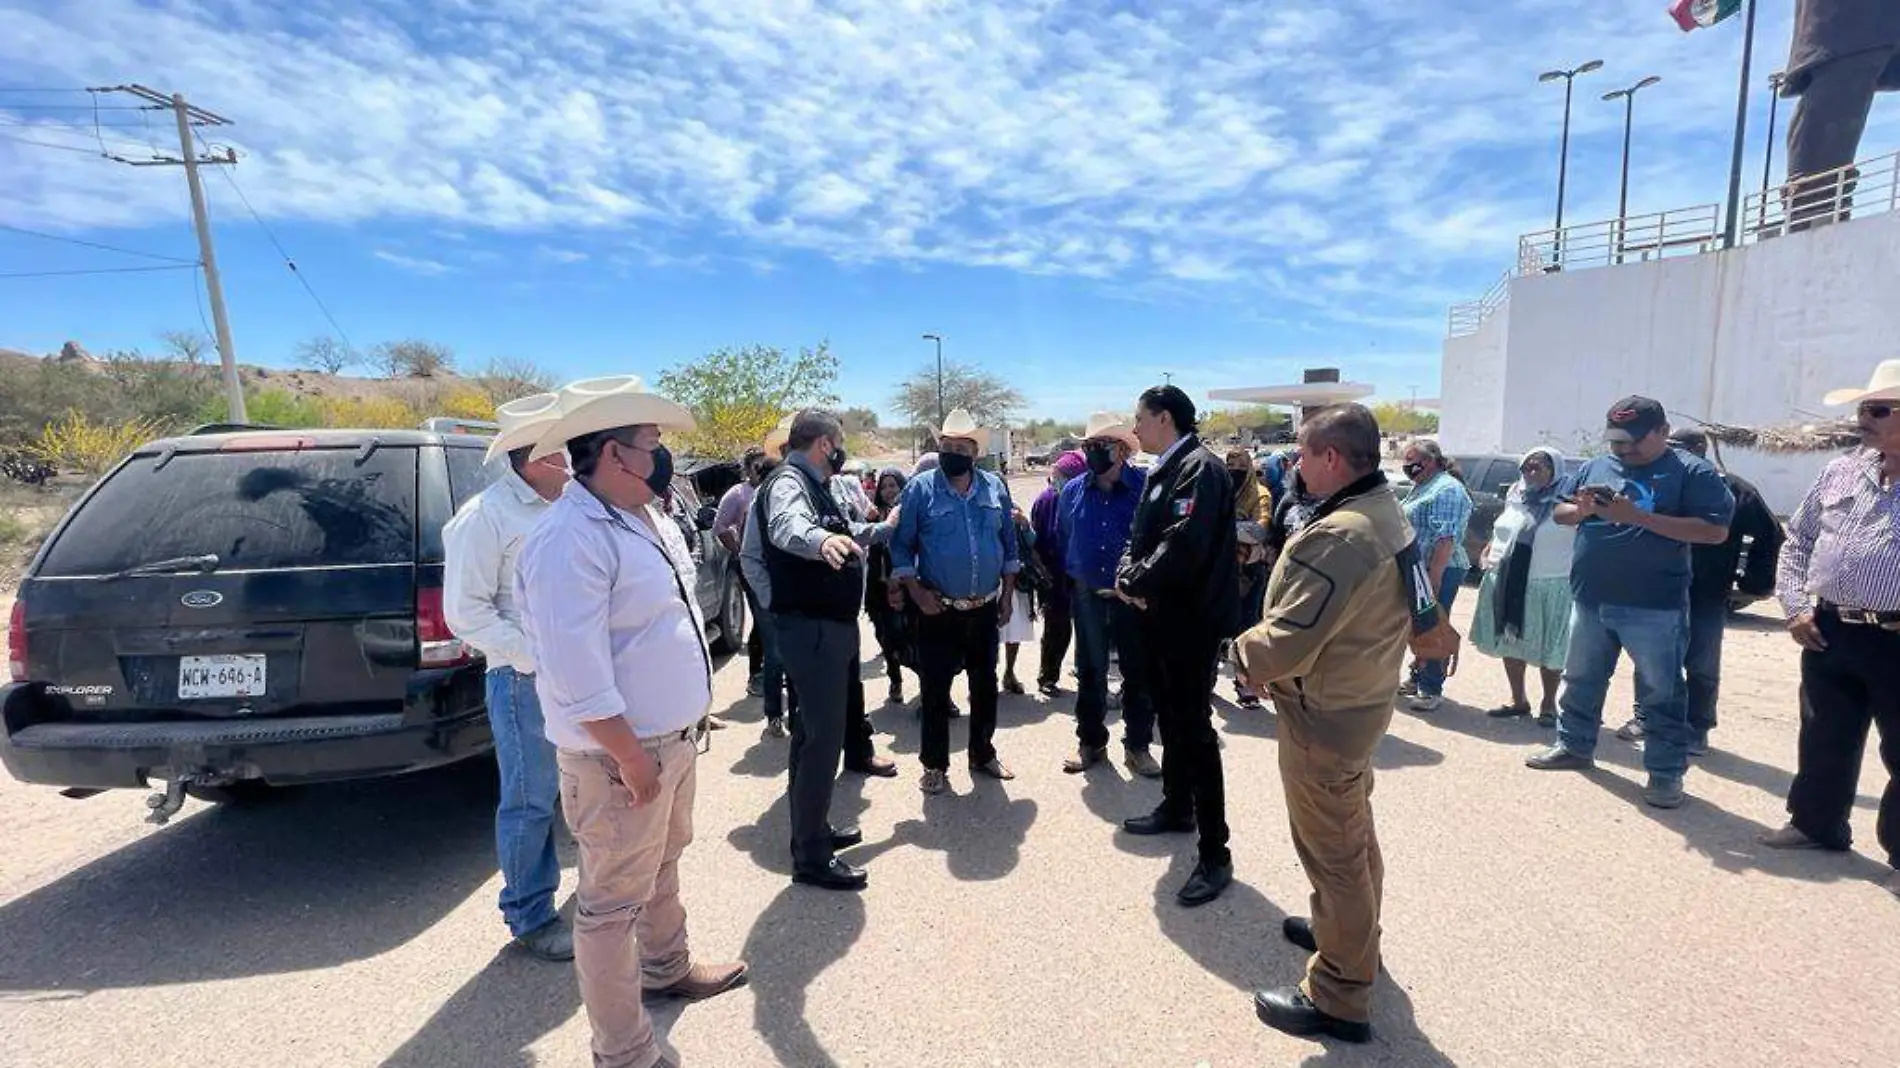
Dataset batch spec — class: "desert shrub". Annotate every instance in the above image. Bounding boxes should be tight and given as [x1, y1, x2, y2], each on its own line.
[0, 511, 25, 544]
[239, 389, 329, 428]
[319, 395, 423, 429]
[436, 387, 498, 421]
[101, 350, 219, 429]
[32, 410, 166, 475]
[0, 360, 114, 446]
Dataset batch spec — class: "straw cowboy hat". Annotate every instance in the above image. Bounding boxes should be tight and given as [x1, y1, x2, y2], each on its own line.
[1823, 360, 1900, 407]
[761, 413, 795, 456]
[527, 375, 696, 461]
[482, 390, 563, 464]
[936, 409, 990, 453]
[1082, 411, 1140, 454]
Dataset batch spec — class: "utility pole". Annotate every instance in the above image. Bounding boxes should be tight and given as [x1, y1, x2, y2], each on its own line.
[1721, 0, 1760, 248]
[90, 84, 246, 422]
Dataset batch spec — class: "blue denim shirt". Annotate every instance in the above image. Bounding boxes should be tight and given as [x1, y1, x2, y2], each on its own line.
[890, 468, 1020, 598]
[1057, 465, 1146, 589]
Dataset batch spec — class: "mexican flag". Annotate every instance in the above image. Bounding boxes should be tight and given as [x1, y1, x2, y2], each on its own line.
[1669, 0, 1742, 32]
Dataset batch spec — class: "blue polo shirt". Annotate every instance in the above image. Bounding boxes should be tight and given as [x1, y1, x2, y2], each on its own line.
[1058, 465, 1146, 590]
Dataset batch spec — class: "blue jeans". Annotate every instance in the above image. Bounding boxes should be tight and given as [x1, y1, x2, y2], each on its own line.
[485, 667, 561, 937]
[1632, 595, 1727, 735]
[745, 582, 796, 721]
[1071, 583, 1155, 750]
[1415, 567, 1467, 697]
[1557, 602, 1691, 782]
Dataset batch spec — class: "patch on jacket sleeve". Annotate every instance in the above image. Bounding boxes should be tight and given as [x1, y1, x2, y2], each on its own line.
[1171, 497, 1194, 518]
[1272, 556, 1335, 631]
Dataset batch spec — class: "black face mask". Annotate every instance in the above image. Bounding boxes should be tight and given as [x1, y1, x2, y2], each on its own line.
[1402, 462, 1424, 481]
[1229, 469, 1249, 491]
[1084, 444, 1116, 476]
[827, 444, 848, 474]
[622, 441, 673, 498]
[938, 452, 975, 478]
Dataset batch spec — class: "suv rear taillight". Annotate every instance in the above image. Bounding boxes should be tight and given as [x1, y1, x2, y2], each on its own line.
[7, 601, 25, 682]
[416, 585, 471, 668]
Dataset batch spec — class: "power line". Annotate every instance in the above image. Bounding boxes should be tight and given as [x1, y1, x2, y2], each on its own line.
[0, 132, 105, 156]
[0, 103, 155, 111]
[0, 222, 199, 264]
[0, 264, 197, 279]
[196, 131, 356, 351]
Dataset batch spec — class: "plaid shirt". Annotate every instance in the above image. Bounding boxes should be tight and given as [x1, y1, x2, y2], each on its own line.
[1403, 471, 1474, 572]
[1778, 449, 1900, 616]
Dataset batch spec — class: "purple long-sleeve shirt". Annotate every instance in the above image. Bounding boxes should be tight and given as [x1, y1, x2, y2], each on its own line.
[1030, 484, 1070, 612]
[1778, 449, 1900, 616]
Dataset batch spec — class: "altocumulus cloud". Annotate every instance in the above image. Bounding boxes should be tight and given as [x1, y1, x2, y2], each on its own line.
[0, 0, 1843, 325]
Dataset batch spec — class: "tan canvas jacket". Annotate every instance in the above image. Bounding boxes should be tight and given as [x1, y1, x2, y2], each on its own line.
[1234, 480, 1414, 756]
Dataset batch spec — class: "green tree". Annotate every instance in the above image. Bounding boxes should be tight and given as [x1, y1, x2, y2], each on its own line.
[841, 407, 880, 434]
[890, 360, 1025, 431]
[656, 341, 840, 458]
[1371, 402, 1439, 436]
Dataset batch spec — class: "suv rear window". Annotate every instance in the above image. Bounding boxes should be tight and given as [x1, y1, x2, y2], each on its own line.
[445, 445, 501, 508]
[38, 448, 417, 577]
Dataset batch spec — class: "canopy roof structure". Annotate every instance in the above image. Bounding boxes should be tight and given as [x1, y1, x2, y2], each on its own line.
[1206, 381, 1374, 407]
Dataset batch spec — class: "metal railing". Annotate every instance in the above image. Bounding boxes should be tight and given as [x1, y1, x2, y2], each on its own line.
[1516, 204, 1722, 275]
[1742, 149, 1900, 242]
[1447, 269, 1511, 337]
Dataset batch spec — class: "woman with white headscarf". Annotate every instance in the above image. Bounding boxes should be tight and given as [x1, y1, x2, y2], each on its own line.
[1470, 446, 1575, 725]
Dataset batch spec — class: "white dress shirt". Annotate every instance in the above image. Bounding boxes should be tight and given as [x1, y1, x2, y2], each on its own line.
[515, 480, 712, 749]
[442, 468, 549, 674]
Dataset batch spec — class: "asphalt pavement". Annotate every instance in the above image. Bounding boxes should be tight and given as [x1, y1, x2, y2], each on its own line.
[1, 480, 1896, 1066]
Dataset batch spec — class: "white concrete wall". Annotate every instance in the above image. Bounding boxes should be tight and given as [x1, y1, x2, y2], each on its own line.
[1438, 301, 1509, 454]
[1440, 212, 1900, 514]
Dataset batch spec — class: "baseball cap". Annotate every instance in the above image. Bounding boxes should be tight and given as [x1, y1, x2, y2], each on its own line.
[1604, 396, 1667, 443]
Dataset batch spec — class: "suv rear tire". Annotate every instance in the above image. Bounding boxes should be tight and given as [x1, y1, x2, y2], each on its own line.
[710, 571, 747, 656]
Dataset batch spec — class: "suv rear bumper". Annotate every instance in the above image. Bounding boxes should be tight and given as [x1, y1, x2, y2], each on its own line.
[0, 683, 493, 790]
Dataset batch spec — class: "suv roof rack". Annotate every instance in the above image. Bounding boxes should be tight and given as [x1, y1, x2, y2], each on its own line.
[186, 422, 286, 435]
[418, 417, 498, 436]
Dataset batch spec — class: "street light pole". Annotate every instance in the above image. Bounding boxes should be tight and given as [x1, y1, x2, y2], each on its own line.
[921, 333, 945, 429]
[1603, 75, 1662, 265]
[1537, 59, 1604, 267]
[1761, 70, 1787, 219]
[1721, 0, 1760, 247]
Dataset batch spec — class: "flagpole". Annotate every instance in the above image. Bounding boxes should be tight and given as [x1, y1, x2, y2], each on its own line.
[1722, 0, 1760, 248]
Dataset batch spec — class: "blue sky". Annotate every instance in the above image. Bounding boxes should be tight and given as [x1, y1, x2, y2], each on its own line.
[1, 0, 1894, 423]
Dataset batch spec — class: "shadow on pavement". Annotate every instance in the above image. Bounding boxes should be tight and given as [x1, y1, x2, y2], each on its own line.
[0, 758, 502, 994]
[380, 919, 581, 1068]
[857, 786, 1038, 882]
[739, 884, 867, 1068]
[1587, 770, 1892, 886]
[1151, 870, 1457, 1064]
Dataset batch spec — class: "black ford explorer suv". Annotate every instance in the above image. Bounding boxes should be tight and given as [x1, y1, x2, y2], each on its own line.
[2, 427, 504, 821]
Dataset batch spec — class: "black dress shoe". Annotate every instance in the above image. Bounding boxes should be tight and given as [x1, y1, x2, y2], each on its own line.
[1176, 861, 1233, 907]
[1122, 809, 1195, 836]
[845, 756, 899, 778]
[1252, 986, 1371, 1043]
[1282, 916, 1317, 953]
[830, 825, 863, 850]
[792, 858, 868, 891]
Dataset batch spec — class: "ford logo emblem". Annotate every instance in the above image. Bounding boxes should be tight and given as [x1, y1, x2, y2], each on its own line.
[181, 590, 223, 609]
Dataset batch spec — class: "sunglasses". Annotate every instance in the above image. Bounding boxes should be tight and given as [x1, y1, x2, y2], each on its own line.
[1862, 404, 1894, 421]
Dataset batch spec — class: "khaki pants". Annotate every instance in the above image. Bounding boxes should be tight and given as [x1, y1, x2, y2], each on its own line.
[558, 737, 698, 1068]
[1277, 730, 1384, 1023]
